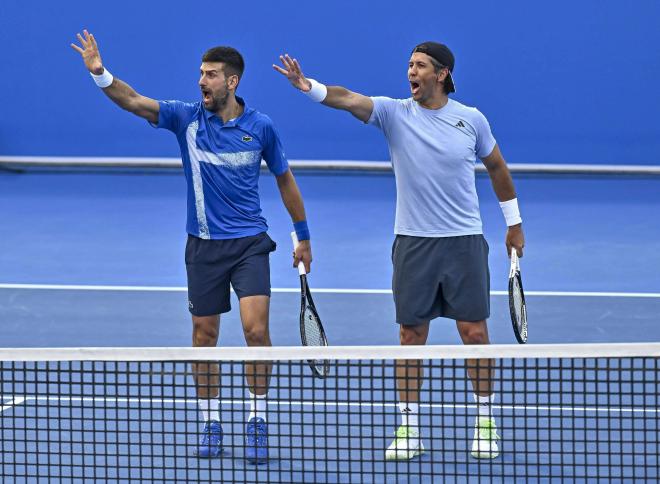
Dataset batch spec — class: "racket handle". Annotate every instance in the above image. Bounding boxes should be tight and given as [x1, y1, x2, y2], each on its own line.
[290, 231, 307, 276]
[509, 247, 519, 277]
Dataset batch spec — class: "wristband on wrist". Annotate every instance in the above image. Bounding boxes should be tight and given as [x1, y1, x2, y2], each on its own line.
[293, 220, 310, 241]
[499, 198, 522, 226]
[303, 78, 327, 103]
[90, 68, 114, 88]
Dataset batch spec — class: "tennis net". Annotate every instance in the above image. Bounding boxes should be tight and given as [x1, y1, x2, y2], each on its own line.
[1, 344, 658, 483]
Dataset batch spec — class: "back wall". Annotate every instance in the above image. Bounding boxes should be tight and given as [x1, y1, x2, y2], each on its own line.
[1, 0, 658, 164]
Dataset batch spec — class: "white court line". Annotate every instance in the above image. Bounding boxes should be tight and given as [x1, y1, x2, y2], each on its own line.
[1, 397, 26, 413]
[4, 396, 657, 415]
[1, 283, 659, 298]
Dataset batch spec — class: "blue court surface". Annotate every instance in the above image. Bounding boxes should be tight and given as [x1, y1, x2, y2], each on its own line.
[1, 170, 659, 346]
[1, 170, 659, 482]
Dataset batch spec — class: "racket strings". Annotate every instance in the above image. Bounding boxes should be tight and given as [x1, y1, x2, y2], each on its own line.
[512, 279, 524, 325]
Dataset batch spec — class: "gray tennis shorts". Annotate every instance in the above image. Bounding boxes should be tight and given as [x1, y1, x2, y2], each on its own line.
[391, 234, 490, 325]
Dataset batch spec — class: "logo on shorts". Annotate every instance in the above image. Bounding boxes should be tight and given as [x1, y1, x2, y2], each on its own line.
[188, 300, 194, 310]
[242, 135, 253, 142]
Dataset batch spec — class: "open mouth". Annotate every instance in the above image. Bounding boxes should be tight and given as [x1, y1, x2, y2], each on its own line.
[201, 89, 212, 104]
[410, 81, 420, 96]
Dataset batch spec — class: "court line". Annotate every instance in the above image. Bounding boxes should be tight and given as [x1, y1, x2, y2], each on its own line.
[4, 396, 657, 415]
[1, 397, 26, 413]
[1, 283, 659, 298]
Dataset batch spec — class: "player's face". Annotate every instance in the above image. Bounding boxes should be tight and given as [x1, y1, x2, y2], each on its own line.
[199, 62, 234, 111]
[408, 52, 447, 103]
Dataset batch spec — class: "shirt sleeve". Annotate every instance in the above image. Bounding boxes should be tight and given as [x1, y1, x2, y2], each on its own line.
[473, 109, 497, 159]
[150, 100, 198, 135]
[367, 96, 400, 131]
[261, 118, 289, 176]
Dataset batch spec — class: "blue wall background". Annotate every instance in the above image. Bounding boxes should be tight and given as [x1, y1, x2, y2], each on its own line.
[1, 0, 659, 164]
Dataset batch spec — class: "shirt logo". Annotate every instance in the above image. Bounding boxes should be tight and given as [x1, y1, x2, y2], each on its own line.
[242, 135, 253, 142]
[455, 120, 466, 128]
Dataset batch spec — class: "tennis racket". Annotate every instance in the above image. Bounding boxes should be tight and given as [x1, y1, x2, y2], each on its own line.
[508, 247, 528, 344]
[291, 232, 329, 378]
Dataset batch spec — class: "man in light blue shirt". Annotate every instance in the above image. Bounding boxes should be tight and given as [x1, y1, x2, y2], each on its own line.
[275, 41, 525, 461]
[73, 30, 313, 465]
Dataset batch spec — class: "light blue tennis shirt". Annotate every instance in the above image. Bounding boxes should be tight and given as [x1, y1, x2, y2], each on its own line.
[153, 97, 288, 239]
[368, 97, 496, 237]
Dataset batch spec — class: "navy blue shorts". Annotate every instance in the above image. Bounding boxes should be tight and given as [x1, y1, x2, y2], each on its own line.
[185, 232, 277, 316]
[392, 234, 490, 325]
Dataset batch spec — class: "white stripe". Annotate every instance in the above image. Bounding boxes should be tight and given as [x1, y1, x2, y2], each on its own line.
[2, 156, 660, 175]
[6, 396, 657, 415]
[1, 283, 659, 298]
[186, 121, 210, 239]
[1, 343, 660, 361]
[1, 397, 26, 413]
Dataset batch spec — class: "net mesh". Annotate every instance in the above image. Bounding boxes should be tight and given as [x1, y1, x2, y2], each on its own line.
[1, 344, 658, 483]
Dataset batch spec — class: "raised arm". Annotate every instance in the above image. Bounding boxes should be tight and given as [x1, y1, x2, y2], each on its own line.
[273, 54, 374, 123]
[71, 30, 159, 124]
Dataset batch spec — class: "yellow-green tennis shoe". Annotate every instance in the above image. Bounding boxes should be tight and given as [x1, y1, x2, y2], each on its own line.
[471, 417, 500, 459]
[385, 425, 425, 461]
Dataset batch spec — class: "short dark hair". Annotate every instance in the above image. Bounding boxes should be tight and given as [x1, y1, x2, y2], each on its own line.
[202, 46, 245, 80]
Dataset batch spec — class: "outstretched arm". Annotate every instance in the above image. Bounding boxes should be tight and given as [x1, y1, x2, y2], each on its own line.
[482, 145, 525, 257]
[71, 30, 159, 124]
[273, 54, 374, 123]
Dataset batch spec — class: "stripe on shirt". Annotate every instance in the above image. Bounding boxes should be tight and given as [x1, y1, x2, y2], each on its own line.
[185, 120, 262, 239]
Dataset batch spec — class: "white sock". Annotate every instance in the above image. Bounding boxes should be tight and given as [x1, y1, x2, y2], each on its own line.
[474, 394, 495, 419]
[398, 402, 419, 431]
[248, 392, 267, 421]
[198, 398, 220, 423]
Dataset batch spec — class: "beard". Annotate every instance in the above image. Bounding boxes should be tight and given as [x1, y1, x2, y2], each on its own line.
[203, 87, 230, 112]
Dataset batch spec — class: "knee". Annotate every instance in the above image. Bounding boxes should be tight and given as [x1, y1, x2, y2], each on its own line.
[244, 324, 270, 347]
[192, 319, 218, 347]
[461, 325, 489, 345]
[400, 326, 426, 346]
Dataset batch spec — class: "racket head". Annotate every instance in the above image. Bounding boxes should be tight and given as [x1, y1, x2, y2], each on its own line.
[508, 253, 528, 344]
[299, 276, 330, 378]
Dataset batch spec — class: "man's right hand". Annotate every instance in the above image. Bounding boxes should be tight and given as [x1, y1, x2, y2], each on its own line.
[273, 54, 311, 92]
[70, 30, 104, 75]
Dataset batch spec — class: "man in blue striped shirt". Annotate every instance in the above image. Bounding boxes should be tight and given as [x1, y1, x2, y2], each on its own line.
[72, 30, 312, 465]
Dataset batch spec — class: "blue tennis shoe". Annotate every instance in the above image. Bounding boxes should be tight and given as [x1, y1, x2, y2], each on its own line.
[245, 417, 268, 464]
[197, 420, 223, 458]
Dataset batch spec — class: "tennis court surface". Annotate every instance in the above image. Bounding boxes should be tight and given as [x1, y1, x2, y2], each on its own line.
[2, 344, 658, 482]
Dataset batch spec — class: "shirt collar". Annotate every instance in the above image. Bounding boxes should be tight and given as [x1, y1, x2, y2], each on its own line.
[203, 96, 251, 127]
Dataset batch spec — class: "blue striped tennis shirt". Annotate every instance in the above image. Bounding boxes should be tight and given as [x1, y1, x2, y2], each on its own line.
[153, 97, 288, 239]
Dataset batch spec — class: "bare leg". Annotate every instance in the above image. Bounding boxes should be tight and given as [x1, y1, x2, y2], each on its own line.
[239, 295, 272, 395]
[191, 314, 220, 399]
[396, 323, 430, 404]
[456, 320, 493, 396]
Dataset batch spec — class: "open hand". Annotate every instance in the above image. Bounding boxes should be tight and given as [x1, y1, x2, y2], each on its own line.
[70, 30, 104, 75]
[273, 54, 311, 92]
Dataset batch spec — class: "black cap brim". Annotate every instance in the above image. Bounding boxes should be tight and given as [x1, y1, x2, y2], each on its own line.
[446, 70, 456, 93]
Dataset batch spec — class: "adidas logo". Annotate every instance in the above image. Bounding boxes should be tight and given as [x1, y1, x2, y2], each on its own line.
[455, 120, 465, 128]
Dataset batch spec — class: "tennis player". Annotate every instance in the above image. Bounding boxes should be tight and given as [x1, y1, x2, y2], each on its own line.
[72, 30, 313, 464]
[274, 42, 525, 460]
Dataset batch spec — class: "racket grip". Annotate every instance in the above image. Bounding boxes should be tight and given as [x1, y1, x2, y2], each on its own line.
[290, 231, 306, 276]
[509, 247, 518, 277]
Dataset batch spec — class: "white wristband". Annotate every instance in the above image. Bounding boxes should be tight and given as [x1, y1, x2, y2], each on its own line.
[499, 198, 522, 226]
[90, 68, 114, 88]
[304, 78, 327, 103]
